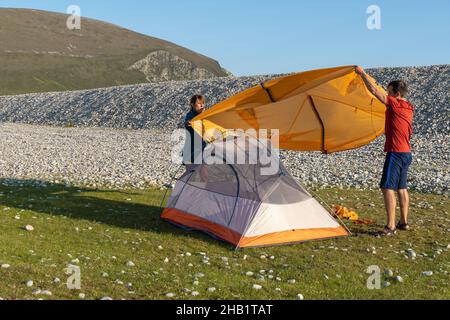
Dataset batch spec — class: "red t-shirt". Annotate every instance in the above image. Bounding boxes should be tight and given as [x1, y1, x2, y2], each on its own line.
[384, 96, 414, 153]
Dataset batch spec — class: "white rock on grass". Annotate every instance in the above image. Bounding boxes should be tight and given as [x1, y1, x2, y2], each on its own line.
[53, 278, 61, 284]
[207, 287, 216, 293]
[383, 281, 391, 288]
[25, 225, 34, 231]
[407, 249, 417, 259]
[395, 276, 404, 283]
[288, 279, 296, 284]
[165, 293, 175, 298]
[79, 293, 86, 299]
[126, 261, 135, 267]
[385, 269, 394, 277]
[191, 291, 200, 297]
[422, 271, 433, 277]
[1, 264, 11, 269]
[32, 289, 41, 295]
[252, 284, 263, 290]
[101, 296, 113, 300]
[245, 271, 254, 277]
[25, 280, 34, 287]
[296, 294, 304, 300]
[41, 290, 52, 296]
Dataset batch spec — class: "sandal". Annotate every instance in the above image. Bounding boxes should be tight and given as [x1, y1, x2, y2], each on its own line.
[381, 226, 397, 236]
[397, 223, 411, 231]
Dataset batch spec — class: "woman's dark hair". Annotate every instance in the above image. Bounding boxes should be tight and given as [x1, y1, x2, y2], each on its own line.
[190, 95, 205, 107]
[388, 80, 408, 97]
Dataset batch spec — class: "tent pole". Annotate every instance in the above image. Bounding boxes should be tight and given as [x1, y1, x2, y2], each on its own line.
[159, 164, 184, 209]
[260, 83, 275, 102]
[309, 96, 326, 153]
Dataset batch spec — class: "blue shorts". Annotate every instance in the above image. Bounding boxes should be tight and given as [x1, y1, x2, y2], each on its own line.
[380, 152, 413, 190]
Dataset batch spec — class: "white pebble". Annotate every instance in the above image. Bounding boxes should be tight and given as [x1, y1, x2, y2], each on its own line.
[41, 290, 52, 296]
[385, 269, 394, 277]
[25, 225, 34, 231]
[297, 294, 304, 300]
[407, 249, 417, 259]
[126, 261, 135, 267]
[26, 280, 34, 287]
[32, 289, 41, 295]
[252, 284, 262, 290]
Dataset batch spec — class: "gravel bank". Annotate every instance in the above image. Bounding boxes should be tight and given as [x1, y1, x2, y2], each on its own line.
[0, 123, 447, 193]
[0, 65, 448, 193]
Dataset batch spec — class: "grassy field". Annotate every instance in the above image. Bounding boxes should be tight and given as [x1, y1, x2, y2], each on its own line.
[0, 179, 448, 300]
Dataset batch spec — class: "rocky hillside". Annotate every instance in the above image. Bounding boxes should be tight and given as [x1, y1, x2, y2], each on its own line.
[0, 8, 230, 95]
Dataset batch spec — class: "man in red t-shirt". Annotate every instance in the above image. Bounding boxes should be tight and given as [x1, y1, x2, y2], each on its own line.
[356, 66, 414, 236]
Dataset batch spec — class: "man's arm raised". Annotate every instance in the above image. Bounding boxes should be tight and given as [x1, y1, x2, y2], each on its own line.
[355, 66, 387, 105]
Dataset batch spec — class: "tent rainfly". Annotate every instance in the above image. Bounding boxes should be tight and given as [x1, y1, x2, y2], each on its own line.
[191, 65, 387, 153]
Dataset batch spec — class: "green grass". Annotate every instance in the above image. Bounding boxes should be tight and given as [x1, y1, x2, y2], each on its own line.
[0, 52, 149, 96]
[0, 180, 448, 300]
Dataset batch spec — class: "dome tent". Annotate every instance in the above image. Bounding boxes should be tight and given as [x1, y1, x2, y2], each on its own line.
[161, 135, 349, 248]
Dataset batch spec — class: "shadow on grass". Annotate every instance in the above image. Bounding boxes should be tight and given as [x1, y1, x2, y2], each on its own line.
[0, 178, 232, 248]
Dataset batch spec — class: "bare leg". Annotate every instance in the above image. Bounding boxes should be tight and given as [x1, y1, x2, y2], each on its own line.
[382, 189, 397, 230]
[397, 189, 409, 225]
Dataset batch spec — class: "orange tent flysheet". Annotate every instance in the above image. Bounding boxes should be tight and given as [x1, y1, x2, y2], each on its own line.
[192, 66, 386, 153]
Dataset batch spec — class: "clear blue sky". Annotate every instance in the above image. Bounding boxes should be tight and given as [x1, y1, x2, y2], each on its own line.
[1, 0, 449, 76]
